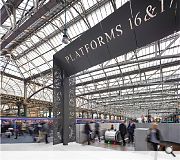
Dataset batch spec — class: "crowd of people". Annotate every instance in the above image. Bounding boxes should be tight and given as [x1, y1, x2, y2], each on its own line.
[1, 118, 173, 151]
[83, 120, 164, 151]
[114, 121, 164, 151]
[83, 120, 136, 146]
[1, 120, 52, 144]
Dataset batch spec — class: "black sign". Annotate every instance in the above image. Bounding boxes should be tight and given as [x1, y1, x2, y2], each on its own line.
[54, 0, 180, 76]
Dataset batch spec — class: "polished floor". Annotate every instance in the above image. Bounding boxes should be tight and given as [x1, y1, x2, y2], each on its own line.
[1, 136, 180, 160]
[90, 139, 134, 151]
[2, 134, 179, 152]
[1, 133, 134, 151]
[0, 142, 113, 151]
[1, 142, 180, 160]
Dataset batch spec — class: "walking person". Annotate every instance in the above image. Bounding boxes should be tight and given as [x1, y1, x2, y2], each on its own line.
[94, 122, 101, 142]
[119, 121, 127, 146]
[148, 123, 161, 151]
[14, 122, 19, 139]
[127, 120, 136, 143]
[37, 122, 43, 143]
[83, 122, 92, 145]
[42, 122, 49, 144]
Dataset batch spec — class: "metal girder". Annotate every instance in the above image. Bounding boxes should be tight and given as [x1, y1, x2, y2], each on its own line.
[1, 0, 62, 49]
[23, 50, 180, 87]
[25, 68, 52, 82]
[12, 0, 111, 81]
[96, 94, 180, 104]
[1, 0, 77, 54]
[77, 77, 180, 96]
[1, 93, 52, 106]
[89, 88, 180, 100]
[73, 34, 180, 77]
[27, 83, 53, 100]
[0, 71, 52, 91]
[0, 71, 24, 81]
[110, 0, 117, 10]
[74, 50, 180, 78]
[0, 0, 23, 25]
[15, 0, 110, 60]
[76, 60, 180, 87]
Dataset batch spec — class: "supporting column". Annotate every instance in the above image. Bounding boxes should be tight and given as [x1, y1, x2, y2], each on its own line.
[53, 61, 76, 145]
[53, 62, 64, 145]
[16, 101, 21, 117]
[63, 76, 69, 145]
[23, 104, 27, 117]
[23, 81, 27, 117]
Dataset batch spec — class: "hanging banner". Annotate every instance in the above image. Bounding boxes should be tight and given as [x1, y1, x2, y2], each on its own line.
[54, 0, 180, 76]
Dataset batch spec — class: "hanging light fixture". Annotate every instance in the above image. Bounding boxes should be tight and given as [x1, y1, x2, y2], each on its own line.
[62, 0, 69, 44]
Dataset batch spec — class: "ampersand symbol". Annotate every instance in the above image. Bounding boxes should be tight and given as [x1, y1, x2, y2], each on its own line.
[144, 5, 157, 22]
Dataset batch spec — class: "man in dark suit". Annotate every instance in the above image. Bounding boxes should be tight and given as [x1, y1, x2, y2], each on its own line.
[119, 121, 127, 146]
[127, 120, 136, 143]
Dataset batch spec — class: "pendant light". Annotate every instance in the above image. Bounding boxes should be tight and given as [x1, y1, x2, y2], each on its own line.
[62, 0, 69, 44]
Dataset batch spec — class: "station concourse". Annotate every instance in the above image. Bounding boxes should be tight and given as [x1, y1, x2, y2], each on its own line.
[0, 0, 180, 157]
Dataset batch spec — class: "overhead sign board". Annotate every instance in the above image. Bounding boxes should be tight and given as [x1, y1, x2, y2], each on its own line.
[54, 0, 180, 76]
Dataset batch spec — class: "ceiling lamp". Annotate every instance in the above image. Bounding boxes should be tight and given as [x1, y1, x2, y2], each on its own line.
[62, 0, 69, 44]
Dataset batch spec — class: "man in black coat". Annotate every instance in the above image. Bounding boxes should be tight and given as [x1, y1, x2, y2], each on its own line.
[94, 122, 101, 142]
[127, 120, 136, 143]
[84, 122, 92, 145]
[119, 121, 127, 146]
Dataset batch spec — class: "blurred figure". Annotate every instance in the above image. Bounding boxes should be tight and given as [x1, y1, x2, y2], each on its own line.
[33, 123, 39, 142]
[42, 122, 49, 144]
[174, 115, 179, 123]
[127, 120, 136, 143]
[28, 124, 33, 136]
[148, 115, 152, 123]
[14, 123, 20, 139]
[110, 124, 114, 130]
[119, 121, 127, 146]
[84, 122, 92, 145]
[28, 124, 36, 142]
[94, 122, 101, 142]
[142, 118, 145, 123]
[37, 122, 43, 143]
[9, 121, 14, 136]
[21, 121, 27, 135]
[149, 123, 161, 151]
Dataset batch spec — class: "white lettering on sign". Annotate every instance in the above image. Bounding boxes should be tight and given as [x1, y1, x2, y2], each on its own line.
[64, 0, 177, 64]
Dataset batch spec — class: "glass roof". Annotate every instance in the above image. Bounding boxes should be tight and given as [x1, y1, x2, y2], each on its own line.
[0, 0, 179, 117]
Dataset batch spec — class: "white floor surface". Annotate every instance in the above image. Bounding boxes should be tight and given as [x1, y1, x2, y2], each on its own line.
[0, 142, 179, 160]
